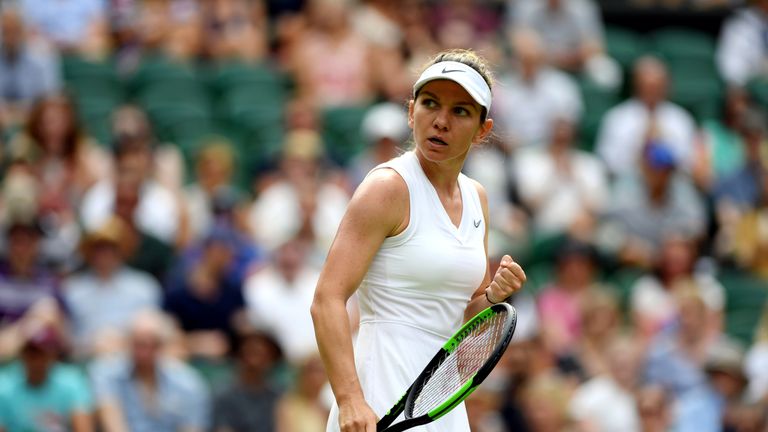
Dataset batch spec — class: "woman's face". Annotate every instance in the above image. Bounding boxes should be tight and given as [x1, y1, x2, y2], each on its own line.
[408, 79, 492, 165]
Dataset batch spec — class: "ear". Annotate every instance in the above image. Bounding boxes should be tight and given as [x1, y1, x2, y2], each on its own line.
[473, 118, 494, 144]
[407, 100, 415, 130]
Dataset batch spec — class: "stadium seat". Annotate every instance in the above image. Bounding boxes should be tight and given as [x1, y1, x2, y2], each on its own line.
[719, 268, 768, 345]
[127, 56, 201, 97]
[321, 105, 371, 166]
[667, 59, 724, 123]
[747, 77, 768, 111]
[650, 28, 716, 63]
[578, 78, 620, 152]
[604, 26, 647, 71]
[207, 61, 288, 99]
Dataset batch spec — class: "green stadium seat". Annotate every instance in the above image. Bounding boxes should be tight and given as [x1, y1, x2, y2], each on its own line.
[651, 28, 716, 63]
[128, 57, 201, 97]
[747, 77, 768, 112]
[321, 105, 371, 166]
[207, 61, 288, 98]
[605, 26, 648, 71]
[578, 78, 620, 152]
[75, 97, 120, 146]
[719, 269, 768, 345]
[665, 58, 724, 123]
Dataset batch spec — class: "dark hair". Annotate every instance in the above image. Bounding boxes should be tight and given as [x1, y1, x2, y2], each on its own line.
[416, 49, 494, 122]
[25, 93, 83, 162]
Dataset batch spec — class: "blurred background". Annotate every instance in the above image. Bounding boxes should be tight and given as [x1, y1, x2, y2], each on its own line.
[0, 0, 767, 431]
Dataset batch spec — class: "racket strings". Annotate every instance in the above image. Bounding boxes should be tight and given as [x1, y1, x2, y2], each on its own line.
[412, 312, 507, 417]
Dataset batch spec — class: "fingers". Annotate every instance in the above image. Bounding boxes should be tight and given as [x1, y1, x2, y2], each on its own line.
[488, 255, 527, 302]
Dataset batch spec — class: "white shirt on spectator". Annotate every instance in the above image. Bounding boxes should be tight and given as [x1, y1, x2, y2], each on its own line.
[80, 180, 180, 244]
[631, 273, 725, 331]
[248, 181, 348, 252]
[716, 7, 768, 87]
[513, 146, 609, 234]
[745, 342, 768, 403]
[244, 265, 320, 363]
[569, 375, 640, 432]
[596, 99, 696, 175]
[492, 68, 583, 147]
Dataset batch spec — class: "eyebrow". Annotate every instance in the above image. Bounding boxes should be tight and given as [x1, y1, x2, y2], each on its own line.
[420, 90, 479, 113]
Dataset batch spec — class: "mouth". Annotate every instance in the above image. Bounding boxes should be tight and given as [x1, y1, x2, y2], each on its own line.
[428, 136, 448, 146]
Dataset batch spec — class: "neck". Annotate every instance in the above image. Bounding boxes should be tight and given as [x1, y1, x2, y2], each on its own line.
[414, 149, 464, 194]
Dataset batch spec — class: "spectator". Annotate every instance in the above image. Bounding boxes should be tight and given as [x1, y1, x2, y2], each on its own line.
[693, 87, 752, 191]
[80, 117, 182, 246]
[636, 385, 673, 432]
[631, 235, 725, 341]
[90, 310, 210, 432]
[0, 6, 60, 127]
[643, 289, 730, 432]
[63, 216, 161, 358]
[537, 239, 601, 355]
[0, 320, 94, 432]
[0, 216, 62, 325]
[7, 93, 107, 270]
[728, 177, 768, 278]
[569, 337, 642, 432]
[183, 137, 246, 243]
[248, 129, 349, 253]
[286, 0, 378, 108]
[513, 115, 609, 237]
[574, 288, 623, 378]
[599, 143, 707, 268]
[509, 0, 608, 75]
[201, 0, 269, 63]
[492, 29, 583, 148]
[212, 329, 283, 432]
[745, 305, 768, 404]
[716, 0, 768, 87]
[245, 238, 320, 363]
[164, 225, 247, 359]
[19, 0, 107, 51]
[275, 355, 329, 432]
[596, 56, 697, 175]
[347, 102, 410, 188]
[520, 374, 574, 432]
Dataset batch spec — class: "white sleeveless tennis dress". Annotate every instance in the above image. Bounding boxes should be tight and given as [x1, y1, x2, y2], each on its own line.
[326, 151, 487, 432]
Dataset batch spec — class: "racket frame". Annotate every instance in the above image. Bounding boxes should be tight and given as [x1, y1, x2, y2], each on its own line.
[376, 302, 517, 432]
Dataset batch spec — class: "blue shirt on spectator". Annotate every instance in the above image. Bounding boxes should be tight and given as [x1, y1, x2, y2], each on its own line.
[0, 260, 63, 325]
[89, 355, 210, 432]
[0, 361, 93, 431]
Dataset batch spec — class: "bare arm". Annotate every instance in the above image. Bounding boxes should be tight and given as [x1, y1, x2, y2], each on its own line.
[96, 402, 129, 432]
[311, 169, 408, 432]
[70, 411, 94, 432]
[464, 180, 526, 321]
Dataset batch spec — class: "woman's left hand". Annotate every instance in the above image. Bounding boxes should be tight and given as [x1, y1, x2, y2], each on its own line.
[485, 255, 526, 303]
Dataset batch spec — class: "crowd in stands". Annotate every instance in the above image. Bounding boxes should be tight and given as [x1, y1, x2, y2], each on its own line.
[0, 0, 767, 431]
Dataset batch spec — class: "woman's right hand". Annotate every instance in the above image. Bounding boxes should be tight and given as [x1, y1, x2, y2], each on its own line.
[338, 396, 379, 432]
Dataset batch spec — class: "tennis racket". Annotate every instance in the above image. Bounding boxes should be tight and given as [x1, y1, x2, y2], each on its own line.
[376, 302, 517, 432]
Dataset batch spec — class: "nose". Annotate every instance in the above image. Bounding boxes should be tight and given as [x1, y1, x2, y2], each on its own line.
[432, 107, 450, 131]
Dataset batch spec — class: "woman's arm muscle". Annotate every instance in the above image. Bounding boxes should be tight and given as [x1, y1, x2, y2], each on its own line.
[311, 168, 408, 407]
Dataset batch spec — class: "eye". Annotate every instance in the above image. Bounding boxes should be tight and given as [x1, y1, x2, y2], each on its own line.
[421, 98, 438, 108]
[453, 106, 470, 116]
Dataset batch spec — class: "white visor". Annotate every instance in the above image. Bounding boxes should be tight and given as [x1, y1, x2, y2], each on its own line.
[413, 61, 492, 112]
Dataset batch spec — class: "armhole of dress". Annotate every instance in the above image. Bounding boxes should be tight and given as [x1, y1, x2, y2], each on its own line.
[460, 173, 485, 226]
[366, 164, 416, 248]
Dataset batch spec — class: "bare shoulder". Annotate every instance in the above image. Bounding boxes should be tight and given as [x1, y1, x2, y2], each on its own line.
[346, 168, 409, 235]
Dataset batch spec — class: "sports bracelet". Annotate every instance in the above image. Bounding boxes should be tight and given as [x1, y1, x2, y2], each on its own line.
[485, 291, 502, 305]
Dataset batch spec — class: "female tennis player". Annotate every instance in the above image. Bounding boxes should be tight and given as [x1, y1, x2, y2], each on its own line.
[311, 49, 527, 432]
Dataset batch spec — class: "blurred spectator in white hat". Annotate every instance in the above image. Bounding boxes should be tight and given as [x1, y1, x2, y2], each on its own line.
[716, 0, 768, 87]
[346, 102, 410, 188]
